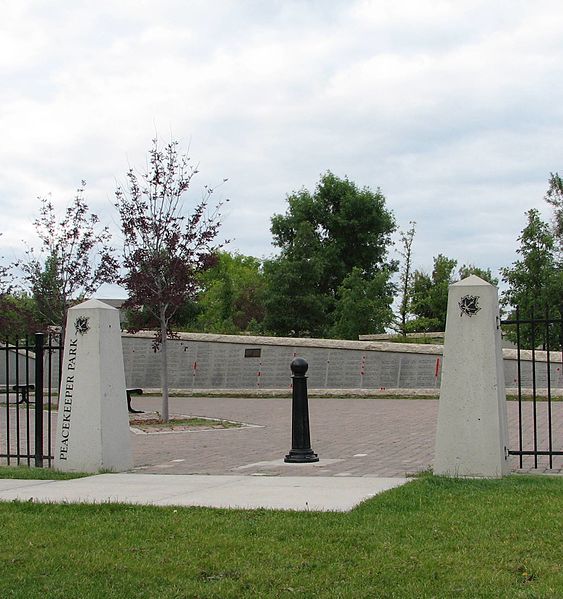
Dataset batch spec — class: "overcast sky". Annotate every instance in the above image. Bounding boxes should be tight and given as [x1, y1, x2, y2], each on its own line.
[2, 0, 562, 297]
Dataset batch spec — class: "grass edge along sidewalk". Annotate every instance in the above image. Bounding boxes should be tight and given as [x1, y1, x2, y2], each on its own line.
[0, 475, 561, 598]
[0, 465, 90, 480]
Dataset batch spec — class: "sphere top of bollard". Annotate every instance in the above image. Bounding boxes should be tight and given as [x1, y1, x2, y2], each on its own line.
[291, 357, 308, 375]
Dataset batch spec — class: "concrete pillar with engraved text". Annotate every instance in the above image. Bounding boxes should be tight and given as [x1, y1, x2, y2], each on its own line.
[54, 299, 132, 472]
[434, 275, 509, 477]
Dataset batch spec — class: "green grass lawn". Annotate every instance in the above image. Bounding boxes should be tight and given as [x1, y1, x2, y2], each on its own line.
[0, 466, 90, 480]
[0, 475, 561, 598]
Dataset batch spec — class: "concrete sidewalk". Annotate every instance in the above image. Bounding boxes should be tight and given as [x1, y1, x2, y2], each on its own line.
[0, 473, 409, 512]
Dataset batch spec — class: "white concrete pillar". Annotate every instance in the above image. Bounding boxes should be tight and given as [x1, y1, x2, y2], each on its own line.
[54, 299, 132, 473]
[434, 275, 509, 477]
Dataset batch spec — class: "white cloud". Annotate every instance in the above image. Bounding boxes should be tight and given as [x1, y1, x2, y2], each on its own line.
[1, 0, 562, 287]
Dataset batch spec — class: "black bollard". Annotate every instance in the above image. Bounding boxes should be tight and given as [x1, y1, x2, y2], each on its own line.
[284, 357, 319, 463]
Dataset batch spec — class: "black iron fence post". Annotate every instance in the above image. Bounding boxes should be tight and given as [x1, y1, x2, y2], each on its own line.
[284, 357, 319, 463]
[34, 332, 44, 467]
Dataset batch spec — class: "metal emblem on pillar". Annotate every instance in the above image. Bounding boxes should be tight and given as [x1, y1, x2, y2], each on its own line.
[285, 357, 319, 463]
[458, 294, 481, 317]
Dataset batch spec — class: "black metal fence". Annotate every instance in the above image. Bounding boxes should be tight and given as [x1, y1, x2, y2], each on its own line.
[501, 306, 563, 469]
[0, 333, 62, 467]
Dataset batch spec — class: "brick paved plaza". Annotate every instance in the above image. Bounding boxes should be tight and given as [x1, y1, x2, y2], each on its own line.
[130, 397, 562, 477]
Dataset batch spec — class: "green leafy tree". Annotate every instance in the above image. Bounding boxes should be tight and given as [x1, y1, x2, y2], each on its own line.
[263, 222, 328, 337]
[331, 268, 395, 339]
[30, 253, 64, 328]
[395, 221, 416, 336]
[264, 172, 396, 337]
[121, 298, 201, 333]
[406, 257, 498, 334]
[544, 172, 563, 254]
[115, 138, 226, 421]
[408, 254, 457, 332]
[0, 244, 39, 338]
[196, 252, 266, 333]
[501, 208, 562, 349]
[0, 292, 41, 339]
[263, 253, 328, 337]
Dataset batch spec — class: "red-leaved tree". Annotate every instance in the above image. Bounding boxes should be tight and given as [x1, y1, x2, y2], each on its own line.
[18, 183, 119, 340]
[115, 138, 226, 421]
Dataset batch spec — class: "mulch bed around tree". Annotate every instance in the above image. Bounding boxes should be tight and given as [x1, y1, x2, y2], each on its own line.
[129, 412, 242, 433]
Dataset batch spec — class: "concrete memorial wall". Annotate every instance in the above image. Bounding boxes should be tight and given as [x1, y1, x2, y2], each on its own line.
[1, 331, 560, 394]
[122, 334, 445, 391]
[0, 339, 61, 390]
[121, 331, 562, 392]
[0, 345, 35, 386]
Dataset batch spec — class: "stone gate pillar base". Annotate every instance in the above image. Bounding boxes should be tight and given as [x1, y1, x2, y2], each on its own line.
[434, 275, 509, 478]
[54, 299, 132, 473]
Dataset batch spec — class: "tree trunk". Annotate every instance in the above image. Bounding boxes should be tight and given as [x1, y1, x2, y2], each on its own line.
[398, 224, 415, 336]
[160, 314, 170, 422]
[399, 265, 410, 337]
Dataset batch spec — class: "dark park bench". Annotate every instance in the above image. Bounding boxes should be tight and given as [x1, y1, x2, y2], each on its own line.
[12, 384, 35, 404]
[126, 388, 144, 414]
[11, 384, 143, 413]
